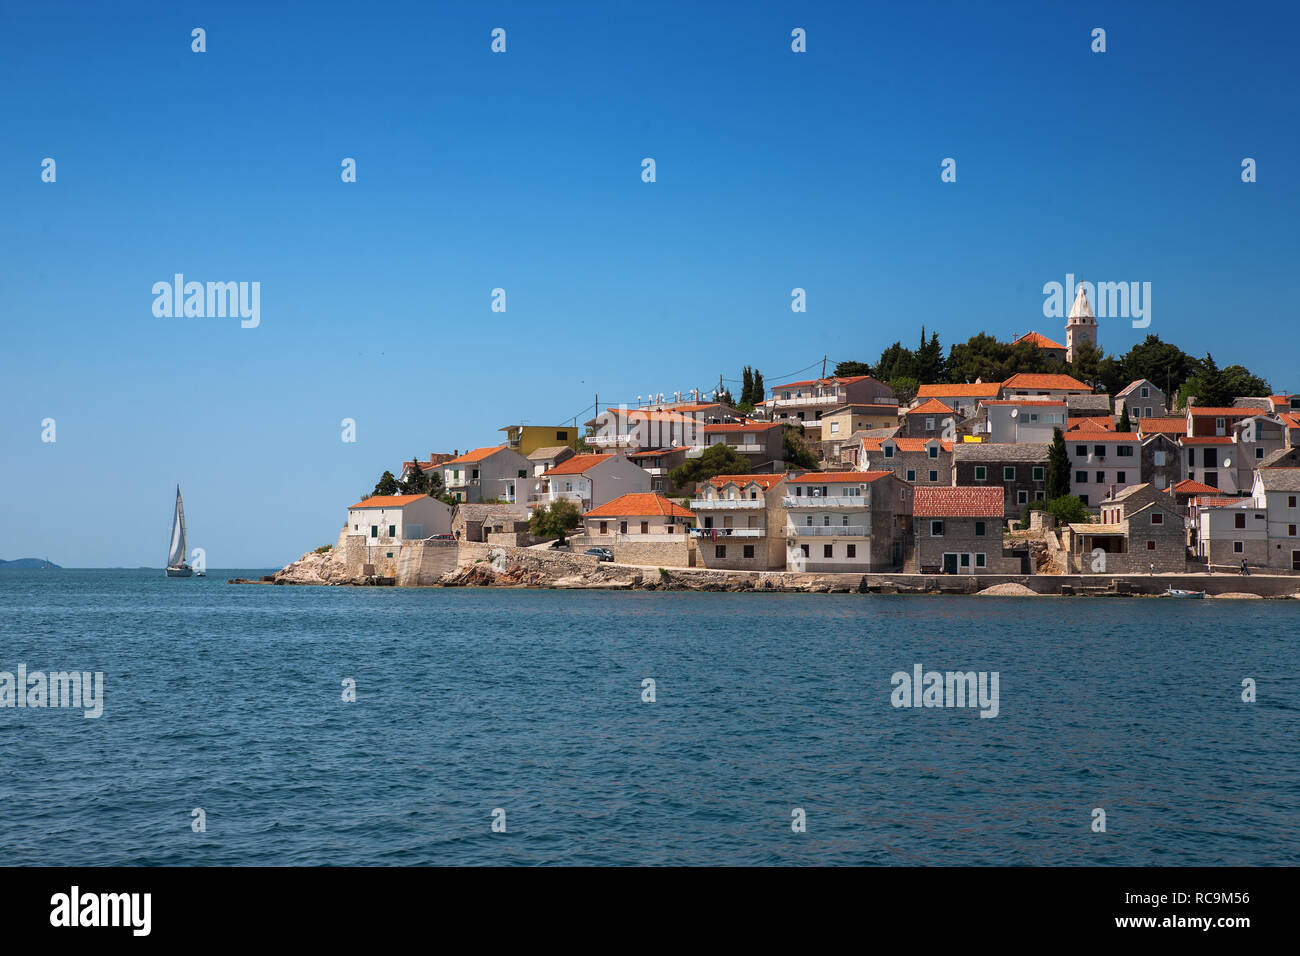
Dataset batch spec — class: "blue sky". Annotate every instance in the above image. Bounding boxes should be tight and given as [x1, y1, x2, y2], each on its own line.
[2, 0, 1297, 568]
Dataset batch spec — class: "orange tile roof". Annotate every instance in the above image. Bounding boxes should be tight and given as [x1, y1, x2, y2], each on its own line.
[1193, 496, 1258, 509]
[1001, 373, 1091, 390]
[1067, 417, 1118, 432]
[1137, 417, 1187, 434]
[444, 445, 507, 465]
[917, 382, 1002, 398]
[776, 375, 872, 389]
[1012, 331, 1067, 350]
[861, 437, 954, 452]
[706, 473, 785, 490]
[1280, 412, 1300, 429]
[584, 493, 695, 519]
[350, 494, 430, 509]
[1173, 479, 1219, 495]
[790, 470, 895, 484]
[1179, 436, 1234, 445]
[907, 398, 955, 416]
[542, 453, 616, 476]
[913, 486, 1005, 518]
[1188, 407, 1252, 416]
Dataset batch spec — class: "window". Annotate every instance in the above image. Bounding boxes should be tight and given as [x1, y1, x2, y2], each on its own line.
[1290, 496, 1298, 509]
[930, 520, 945, 537]
[975, 521, 986, 537]
[1003, 466, 1015, 481]
[1079, 495, 1089, 505]
[1093, 445, 1105, 457]
[599, 521, 607, 535]
[805, 515, 813, 527]
[929, 470, 938, 482]
[715, 545, 726, 558]
[1075, 471, 1087, 484]
[925, 417, 935, 431]
[1256, 448, 1264, 459]
[370, 526, 378, 538]
[1075, 445, 1087, 457]
[884, 445, 895, 458]
[1154, 450, 1166, 466]
[1203, 450, 1217, 468]
[1215, 417, 1225, 430]
[1187, 449, 1195, 466]
[847, 544, 856, 558]
[1140, 386, 1149, 398]
[906, 469, 916, 482]
[1117, 471, 1127, 483]
[518, 470, 526, 478]
[975, 553, 986, 568]
[1147, 541, 1156, 551]
[830, 421, 839, 434]
[928, 445, 938, 459]
[640, 521, 649, 534]
[1233, 541, 1244, 554]
[1032, 466, 1044, 481]
[1151, 513, 1163, 525]
[556, 430, 568, 440]
[1145, 407, 1153, 417]
[388, 525, 396, 537]
[743, 545, 754, 558]
[800, 544, 809, 557]
[1095, 472, 1104, 484]
[823, 515, 831, 526]
[1017, 490, 1028, 504]
[1117, 446, 1134, 457]
[960, 554, 970, 568]
[1289, 526, 1297, 537]
[1035, 491, 1045, 501]
[824, 544, 833, 558]
[620, 521, 628, 533]
[1235, 513, 1246, 529]
[975, 466, 986, 481]
[472, 469, 479, 480]
[841, 514, 849, 526]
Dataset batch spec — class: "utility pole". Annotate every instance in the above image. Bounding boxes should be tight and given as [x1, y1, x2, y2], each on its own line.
[821, 355, 827, 380]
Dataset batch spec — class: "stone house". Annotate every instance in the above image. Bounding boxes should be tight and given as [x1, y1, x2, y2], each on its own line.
[691, 474, 788, 571]
[700, 421, 786, 470]
[859, 436, 954, 486]
[782, 471, 912, 572]
[913, 382, 1001, 419]
[999, 372, 1093, 401]
[901, 398, 959, 439]
[950, 442, 1051, 518]
[1180, 436, 1239, 493]
[578, 493, 696, 567]
[819, 404, 902, 457]
[908, 486, 1019, 574]
[1115, 379, 1168, 422]
[1065, 483, 1187, 573]
[1140, 433, 1181, 493]
[1066, 433, 1144, 508]
[627, 447, 690, 494]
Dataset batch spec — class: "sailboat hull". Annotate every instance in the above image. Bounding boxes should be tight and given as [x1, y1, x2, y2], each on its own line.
[165, 566, 193, 578]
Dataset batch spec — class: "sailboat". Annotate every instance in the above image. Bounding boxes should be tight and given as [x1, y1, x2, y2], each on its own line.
[166, 485, 193, 577]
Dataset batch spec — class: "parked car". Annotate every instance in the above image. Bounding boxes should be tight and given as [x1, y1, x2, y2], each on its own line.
[584, 547, 615, 562]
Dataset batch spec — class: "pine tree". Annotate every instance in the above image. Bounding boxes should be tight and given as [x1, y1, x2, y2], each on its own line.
[1046, 428, 1070, 500]
[372, 471, 400, 496]
[1117, 405, 1131, 433]
[741, 366, 754, 406]
[752, 370, 764, 403]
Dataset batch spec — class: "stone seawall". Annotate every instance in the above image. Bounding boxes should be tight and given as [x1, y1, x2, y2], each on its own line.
[260, 537, 1300, 598]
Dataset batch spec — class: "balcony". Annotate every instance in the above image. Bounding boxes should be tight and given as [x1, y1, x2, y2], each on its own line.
[692, 527, 765, 538]
[709, 442, 763, 454]
[770, 393, 845, 408]
[782, 496, 868, 509]
[691, 498, 764, 509]
[789, 526, 867, 536]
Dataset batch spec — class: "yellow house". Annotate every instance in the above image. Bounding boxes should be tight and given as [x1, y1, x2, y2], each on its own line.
[819, 404, 901, 441]
[498, 424, 580, 457]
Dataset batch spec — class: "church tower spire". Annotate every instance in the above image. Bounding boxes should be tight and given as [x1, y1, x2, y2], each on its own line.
[1065, 284, 1097, 362]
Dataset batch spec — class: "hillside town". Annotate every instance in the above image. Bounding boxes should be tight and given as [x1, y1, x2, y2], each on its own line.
[327, 288, 1300, 585]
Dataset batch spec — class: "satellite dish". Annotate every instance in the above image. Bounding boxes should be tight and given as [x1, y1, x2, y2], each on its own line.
[1223, 457, 1232, 468]
[1010, 408, 1019, 419]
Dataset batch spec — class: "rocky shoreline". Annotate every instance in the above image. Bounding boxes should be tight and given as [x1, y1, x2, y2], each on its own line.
[235, 541, 1300, 598]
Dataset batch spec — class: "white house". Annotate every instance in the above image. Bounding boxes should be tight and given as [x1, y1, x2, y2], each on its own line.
[530, 453, 649, 512]
[1251, 467, 1300, 570]
[347, 494, 453, 542]
[979, 400, 1068, 443]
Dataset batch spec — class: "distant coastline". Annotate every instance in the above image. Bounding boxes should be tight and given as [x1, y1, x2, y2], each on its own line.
[0, 558, 60, 569]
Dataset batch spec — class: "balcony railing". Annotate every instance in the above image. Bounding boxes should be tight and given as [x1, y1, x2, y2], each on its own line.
[769, 393, 845, 408]
[692, 527, 765, 538]
[691, 498, 764, 509]
[709, 442, 763, 453]
[788, 526, 867, 536]
[782, 496, 868, 508]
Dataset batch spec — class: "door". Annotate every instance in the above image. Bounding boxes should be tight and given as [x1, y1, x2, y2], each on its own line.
[943, 553, 958, 574]
[1293, 550, 1300, 571]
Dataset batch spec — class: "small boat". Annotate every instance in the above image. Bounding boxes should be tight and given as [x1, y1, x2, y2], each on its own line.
[1165, 588, 1205, 599]
[165, 485, 194, 577]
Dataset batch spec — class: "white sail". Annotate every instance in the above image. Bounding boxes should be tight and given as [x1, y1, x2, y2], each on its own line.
[168, 486, 187, 568]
